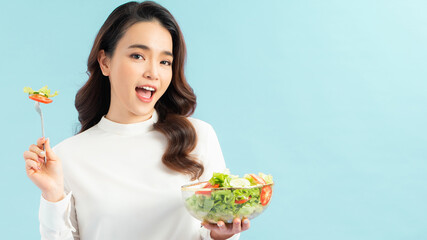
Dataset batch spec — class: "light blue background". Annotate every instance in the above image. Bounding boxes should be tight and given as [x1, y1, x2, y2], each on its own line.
[1, 0, 426, 239]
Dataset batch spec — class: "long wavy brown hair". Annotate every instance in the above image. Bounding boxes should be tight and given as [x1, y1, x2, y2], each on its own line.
[75, 1, 203, 180]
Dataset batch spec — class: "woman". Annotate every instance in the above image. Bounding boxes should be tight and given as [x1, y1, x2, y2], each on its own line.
[22, 1, 250, 239]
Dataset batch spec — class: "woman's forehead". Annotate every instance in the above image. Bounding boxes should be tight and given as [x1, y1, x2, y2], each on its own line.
[117, 21, 173, 53]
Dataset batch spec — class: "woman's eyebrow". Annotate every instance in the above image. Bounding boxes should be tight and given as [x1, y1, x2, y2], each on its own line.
[128, 44, 173, 57]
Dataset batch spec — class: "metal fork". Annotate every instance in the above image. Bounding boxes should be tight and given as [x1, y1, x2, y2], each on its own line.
[34, 102, 46, 164]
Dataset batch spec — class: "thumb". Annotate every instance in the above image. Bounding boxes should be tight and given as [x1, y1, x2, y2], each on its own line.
[45, 138, 56, 160]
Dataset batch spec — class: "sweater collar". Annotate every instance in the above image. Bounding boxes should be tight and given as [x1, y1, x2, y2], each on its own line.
[97, 110, 159, 135]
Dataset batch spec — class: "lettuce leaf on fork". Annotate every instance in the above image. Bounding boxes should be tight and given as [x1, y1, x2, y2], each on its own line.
[24, 86, 58, 98]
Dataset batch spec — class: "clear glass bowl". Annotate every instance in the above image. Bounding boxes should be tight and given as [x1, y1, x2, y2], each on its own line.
[181, 181, 274, 223]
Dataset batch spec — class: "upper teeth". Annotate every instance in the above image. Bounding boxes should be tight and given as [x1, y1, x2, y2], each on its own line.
[139, 86, 155, 91]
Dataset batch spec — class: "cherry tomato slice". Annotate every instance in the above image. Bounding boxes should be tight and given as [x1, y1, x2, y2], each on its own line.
[235, 196, 251, 204]
[195, 189, 211, 196]
[195, 183, 219, 195]
[260, 186, 272, 206]
[29, 94, 52, 104]
[249, 174, 266, 185]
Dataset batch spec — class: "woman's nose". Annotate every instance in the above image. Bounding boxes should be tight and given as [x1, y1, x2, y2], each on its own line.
[143, 61, 159, 80]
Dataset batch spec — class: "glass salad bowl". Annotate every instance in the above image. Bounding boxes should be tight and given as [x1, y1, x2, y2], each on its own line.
[181, 180, 274, 224]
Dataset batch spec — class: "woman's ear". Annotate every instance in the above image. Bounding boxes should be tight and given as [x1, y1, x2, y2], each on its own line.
[98, 50, 111, 76]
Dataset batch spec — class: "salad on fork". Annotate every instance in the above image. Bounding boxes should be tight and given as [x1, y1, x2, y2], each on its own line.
[23, 86, 58, 104]
[24, 86, 59, 164]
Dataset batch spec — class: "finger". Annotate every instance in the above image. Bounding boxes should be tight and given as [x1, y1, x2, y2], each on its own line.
[217, 221, 227, 232]
[36, 137, 46, 149]
[241, 218, 250, 231]
[29, 144, 45, 158]
[24, 157, 41, 168]
[201, 221, 217, 231]
[45, 138, 55, 160]
[25, 159, 40, 172]
[232, 218, 241, 234]
[23, 151, 44, 164]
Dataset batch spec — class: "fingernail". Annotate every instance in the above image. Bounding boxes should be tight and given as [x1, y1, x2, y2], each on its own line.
[243, 219, 249, 224]
[217, 222, 223, 227]
[40, 151, 45, 156]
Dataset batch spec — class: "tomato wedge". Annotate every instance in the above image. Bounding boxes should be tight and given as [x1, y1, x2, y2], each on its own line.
[195, 183, 219, 196]
[249, 174, 266, 185]
[235, 196, 251, 204]
[29, 94, 52, 104]
[260, 186, 272, 206]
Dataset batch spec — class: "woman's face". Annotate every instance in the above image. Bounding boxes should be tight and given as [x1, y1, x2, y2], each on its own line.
[98, 20, 173, 123]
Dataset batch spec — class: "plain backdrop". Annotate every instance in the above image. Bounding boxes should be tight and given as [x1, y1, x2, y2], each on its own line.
[1, 0, 426, 239]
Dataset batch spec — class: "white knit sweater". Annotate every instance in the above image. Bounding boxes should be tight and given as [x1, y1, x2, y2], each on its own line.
[38, 110, 239, 240]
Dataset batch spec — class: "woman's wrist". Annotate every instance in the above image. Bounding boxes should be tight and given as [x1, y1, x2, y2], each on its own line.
[42, 191, 65, 202]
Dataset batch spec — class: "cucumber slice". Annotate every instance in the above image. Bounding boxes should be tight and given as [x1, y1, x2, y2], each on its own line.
[229, 178, 251, 188]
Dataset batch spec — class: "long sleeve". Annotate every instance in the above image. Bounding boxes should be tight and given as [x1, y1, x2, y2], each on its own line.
[39, 191, 78, 240]
[197, 123, 240, 240]
[198, 123, 227, 181]
[65, 179, 80, 239]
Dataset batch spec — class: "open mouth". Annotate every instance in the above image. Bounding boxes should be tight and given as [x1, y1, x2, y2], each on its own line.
[136, 85, 156, 102]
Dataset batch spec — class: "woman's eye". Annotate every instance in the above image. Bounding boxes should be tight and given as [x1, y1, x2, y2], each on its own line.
[131, 54, 144, 60]
[161, 60, 172, 66]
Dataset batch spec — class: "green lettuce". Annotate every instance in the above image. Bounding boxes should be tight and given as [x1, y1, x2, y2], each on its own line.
[185, 170, 273, 223]
[23, 86, 58, 98]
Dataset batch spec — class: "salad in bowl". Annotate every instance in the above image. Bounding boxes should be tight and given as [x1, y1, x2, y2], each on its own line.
[181, 170, 274, 223]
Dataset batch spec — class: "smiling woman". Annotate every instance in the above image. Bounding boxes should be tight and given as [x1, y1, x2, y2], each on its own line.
[98, 21, 174, 122]
[22, 1, 249, 240]
[75, 3, 202, 181]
